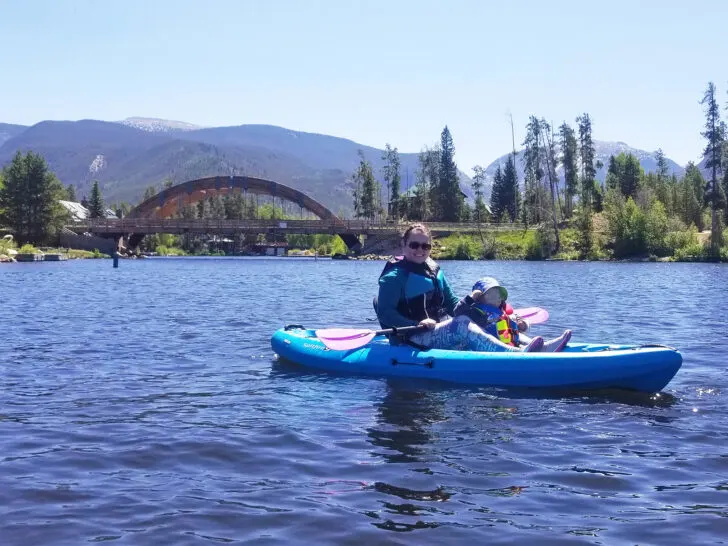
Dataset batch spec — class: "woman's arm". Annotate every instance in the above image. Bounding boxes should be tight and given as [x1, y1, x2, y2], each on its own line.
[377, 270, 418, 328]
[439, 271, 461, 316]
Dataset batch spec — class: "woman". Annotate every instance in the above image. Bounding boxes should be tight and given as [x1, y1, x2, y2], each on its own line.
[376, 223, 544, 352]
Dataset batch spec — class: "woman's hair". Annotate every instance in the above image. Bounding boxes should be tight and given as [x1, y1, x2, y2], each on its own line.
[401, 223, 431, 243]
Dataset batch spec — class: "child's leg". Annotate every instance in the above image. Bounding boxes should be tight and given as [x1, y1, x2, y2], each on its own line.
[412, 316, 542, 352]
[541, 330, 572, 352]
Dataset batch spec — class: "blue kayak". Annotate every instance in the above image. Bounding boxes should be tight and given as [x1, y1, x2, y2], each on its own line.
[270, 326, 682, 393]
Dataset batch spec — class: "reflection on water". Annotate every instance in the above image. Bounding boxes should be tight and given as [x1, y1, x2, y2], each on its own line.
[2, 258, 727, 544]
[367, 381, 447, 464]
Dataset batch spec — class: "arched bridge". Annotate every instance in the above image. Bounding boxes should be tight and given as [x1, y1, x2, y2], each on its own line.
[129, 175, 340, 220]
[69, 175, 524, 254]
[122, 175, 360, 251]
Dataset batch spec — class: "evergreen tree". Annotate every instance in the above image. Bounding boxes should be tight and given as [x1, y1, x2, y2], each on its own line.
[559, 122, 579, 218]
[382, 143, 402, 219]
[353, 152, 381, 220]
[724, 141, 728, 224]
[197, 196, 211, 218]
[682, 162, 706, 230]
[655, 148, 670, 182]
[210, 195, 226, 219]
[605, 155, 620, 191]
[576, 113, 596, 255]
[66, 183, 77, 202]
[413, 146, 439, 221]
[113, 201, 131, 218]
[489, 164, 505, 221]
[620, 153, 643, 199]
[522, 117, 543, 224]
[502, 155, 519, 222]
[471, 165, 489, 223]
[700, 82, 726, 257]
[88, 180, 105, 218]
[0, 151, 67, 244]
[541, 119, 561, 252]
[438, 126, 463, 221]
[668, 173, 680, 218]
[143, 185, 158, 202]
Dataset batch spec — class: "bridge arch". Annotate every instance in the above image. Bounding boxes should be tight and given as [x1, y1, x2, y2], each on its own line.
[128, 175, 341, 220]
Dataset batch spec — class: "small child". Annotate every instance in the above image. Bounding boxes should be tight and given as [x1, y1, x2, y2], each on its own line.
[454, 277, 572, 353]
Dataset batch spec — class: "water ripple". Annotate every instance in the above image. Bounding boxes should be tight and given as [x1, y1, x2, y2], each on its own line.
[1, 258, 727, 544]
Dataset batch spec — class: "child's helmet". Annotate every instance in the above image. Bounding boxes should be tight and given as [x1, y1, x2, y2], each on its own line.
[472, 277, 508, 300]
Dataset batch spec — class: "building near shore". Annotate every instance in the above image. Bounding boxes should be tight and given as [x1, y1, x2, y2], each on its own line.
[59, 200, 117, 221]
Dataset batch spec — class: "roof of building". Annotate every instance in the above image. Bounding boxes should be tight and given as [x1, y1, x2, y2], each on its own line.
[59, 200, 117, 220]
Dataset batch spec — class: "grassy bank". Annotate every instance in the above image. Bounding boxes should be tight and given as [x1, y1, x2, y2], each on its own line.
[432, 224, 728, 262]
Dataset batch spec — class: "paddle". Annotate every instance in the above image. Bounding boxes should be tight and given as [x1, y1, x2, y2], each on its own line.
[315, 325, 426, 351]
[511, 307, 549, 324]
[316, 307, 549, 351]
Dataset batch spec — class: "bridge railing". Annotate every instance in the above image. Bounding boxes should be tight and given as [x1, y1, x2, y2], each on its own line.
[70, 217, 526, 233]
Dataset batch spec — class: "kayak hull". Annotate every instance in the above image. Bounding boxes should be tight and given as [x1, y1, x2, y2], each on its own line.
[270, 326, 683, 393]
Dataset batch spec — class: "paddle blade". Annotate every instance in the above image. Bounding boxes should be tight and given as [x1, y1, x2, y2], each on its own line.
[315, 328, 377, 351]
[513, 307, 549, 324]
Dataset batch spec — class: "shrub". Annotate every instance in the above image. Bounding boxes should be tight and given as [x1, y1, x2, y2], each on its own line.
[674, 243, 706, 261]
[19, 243, 38, 253]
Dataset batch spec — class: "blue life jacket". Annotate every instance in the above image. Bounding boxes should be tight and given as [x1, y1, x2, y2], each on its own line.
[374, 256, 448, 326]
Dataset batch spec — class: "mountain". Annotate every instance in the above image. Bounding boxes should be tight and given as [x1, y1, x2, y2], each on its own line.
[119, 117, 204, 133]
[0, 120, 170, 197]
[0, 123, 28, 148]
[0, 120, 402, 213]
[482, 141, 685, 202]
[175, 124, 451, 192]
[0, 117, 682, 215]
[0, 119, 470, 213]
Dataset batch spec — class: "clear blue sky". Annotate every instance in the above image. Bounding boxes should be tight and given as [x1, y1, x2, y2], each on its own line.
[2, 0, 727, 171]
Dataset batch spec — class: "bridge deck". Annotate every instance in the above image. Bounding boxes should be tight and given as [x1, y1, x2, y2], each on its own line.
[70, 218, 525, 236]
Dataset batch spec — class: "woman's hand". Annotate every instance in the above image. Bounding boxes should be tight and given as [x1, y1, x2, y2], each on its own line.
[418, 318, 437, 329]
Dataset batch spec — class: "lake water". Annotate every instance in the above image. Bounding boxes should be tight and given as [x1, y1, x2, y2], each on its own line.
[1, 257, 727, 544]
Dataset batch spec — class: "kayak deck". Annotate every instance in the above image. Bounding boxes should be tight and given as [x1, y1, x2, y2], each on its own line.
[271, 326, 683, 393]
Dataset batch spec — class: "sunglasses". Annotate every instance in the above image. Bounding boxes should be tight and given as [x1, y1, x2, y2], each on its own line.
[408, 241, 432, 251]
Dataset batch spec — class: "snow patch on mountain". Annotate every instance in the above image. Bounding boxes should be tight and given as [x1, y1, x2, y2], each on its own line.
[89, 154, 106, 173]
[118, 117, 203, 133]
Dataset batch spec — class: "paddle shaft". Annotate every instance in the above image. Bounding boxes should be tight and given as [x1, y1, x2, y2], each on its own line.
[375, 325, 428, 336]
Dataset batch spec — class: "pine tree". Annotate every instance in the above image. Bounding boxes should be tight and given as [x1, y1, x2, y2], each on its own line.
[541, 119, 561, 252]
[700, 82, 726, 257]
[66, 183, 77, 202]
[655, 148, 669, 182]
[576, 113, 596, 256]
[620, 153, 643, 199]
[559, 123, 579, 218]
[413, 146, 439, 221]
[382, 144, 401, 219]
[605, 155, 620, 191]
[683, 162, 706, 230]
[197, 196, 211, 218]
[210, 195, 226, 219]
[489, 164, 505, 221]
[88, 180, 105, 218]
[143, 185, 158, 201]
[502, 155, 519, 222]
[522, 116, 544, 224]
[438, 126, 463, 221]
[0, 151, 67, 244]
[353, 152, 381, 220]
[724, 142, 728, 224]
[471, 165, 489, 223]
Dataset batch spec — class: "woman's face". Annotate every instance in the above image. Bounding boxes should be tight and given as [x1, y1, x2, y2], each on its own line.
[403, 229, 432, 264]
